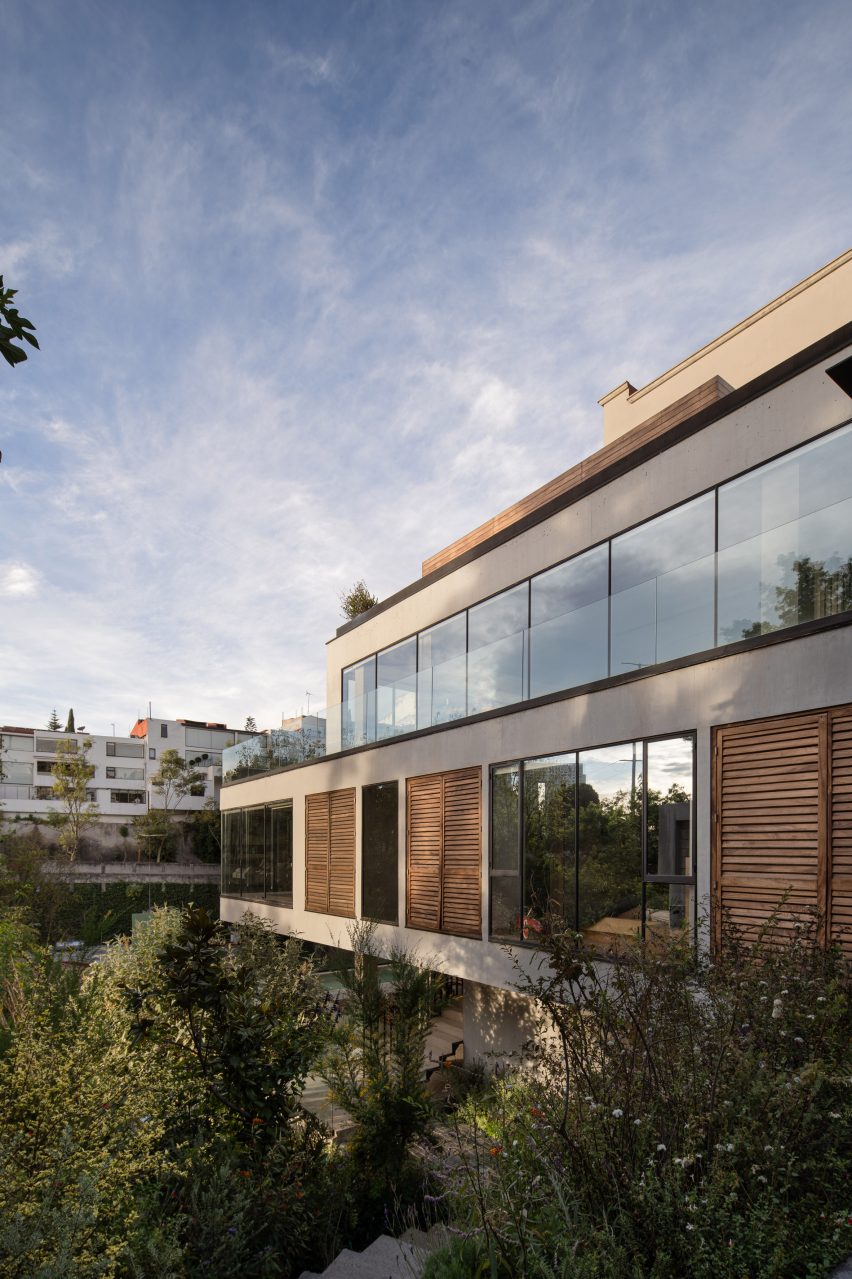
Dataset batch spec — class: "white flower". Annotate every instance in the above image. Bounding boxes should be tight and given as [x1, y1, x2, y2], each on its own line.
[794, 1037, 804, 1044]
[764, 1144, 774, 1152]
[686, 1223, 694, 1231]
[771, 998, 784, 1019]
[611, 1108, 623, 1118]
[657, 1143, 667, 1153]
[757, 1175, 767, 1183]
[817, 996, 826, 1002]
[829, 1112, 841, 1119]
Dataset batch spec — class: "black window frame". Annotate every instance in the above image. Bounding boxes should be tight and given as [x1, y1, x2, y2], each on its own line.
[488, 730, 698, 949]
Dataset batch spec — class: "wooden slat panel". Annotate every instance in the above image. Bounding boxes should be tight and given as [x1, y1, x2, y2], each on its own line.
[407, 774, 443, 931]
[328, 788, 356, 918]
[830, 709, 852, 957]
[441, 767, 482, 938]
[715, 714, 821, 945]
[305, 792, 330, 914]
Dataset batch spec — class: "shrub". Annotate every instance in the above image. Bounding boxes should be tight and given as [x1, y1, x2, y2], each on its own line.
[431, 916, 852, 1278]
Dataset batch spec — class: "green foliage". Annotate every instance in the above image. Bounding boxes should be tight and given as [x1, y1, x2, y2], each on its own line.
[0, 906, 337, 1278]
[339, 579, 379, 620]
[245, 715, 258, 733]
[48, 738, 98, 861]
[64, 708, 76, 733]
[131, 806, 176, 864]
[431, 919, 852, 1278]
[46, 710, 61, 731]
[322, 923, 444, 1234]
[0, 276, 39, 368]
[184, 798, 221, 862]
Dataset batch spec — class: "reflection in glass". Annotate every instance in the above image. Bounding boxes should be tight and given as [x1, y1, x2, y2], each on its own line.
[530, 545, 609, 696]
[243, 807, 266, 895]
[417, 613, 467, 727]
[523, 754, 576, 931]
[717, 498, 852, 643]
[342, 656, 376, 748]
[377, 639, 416, 739]
[362, 782, 398, 923]
[491, 765, 520, 871]
[490, 874, 521, 940]
[221, 810, 243, 894]
[268, 804, 293, 897]
[644, 882, 694, 941]
[577, 744, 642, 948]
[467, 584, 528, 714]
[611, 495, 715, 671]
[645, 737, 693, 877]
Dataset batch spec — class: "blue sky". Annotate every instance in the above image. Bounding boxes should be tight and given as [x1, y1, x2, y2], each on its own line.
[2, 0, 850, 734]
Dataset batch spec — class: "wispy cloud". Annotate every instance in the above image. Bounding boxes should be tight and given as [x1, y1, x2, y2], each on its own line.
[1, 0, 850, 732]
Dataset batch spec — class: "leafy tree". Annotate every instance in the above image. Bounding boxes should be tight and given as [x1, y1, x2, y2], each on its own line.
[132, 807, 175, 865]
[244, 715, 257, 733]
[64, 708, 75, 733]
[0, 276, 38, 369]
[339, 579, 378, 620]
[136, 750, 205, 864]
[47, 739, 98, 862]
[322, 922, 443, 1227]
[47, 710, 61, 732]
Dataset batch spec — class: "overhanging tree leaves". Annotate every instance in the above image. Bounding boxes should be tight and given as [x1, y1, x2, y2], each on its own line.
[0, 277, 39, 368]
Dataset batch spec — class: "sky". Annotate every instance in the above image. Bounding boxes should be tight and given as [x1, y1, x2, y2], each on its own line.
[2, 0, 851, 736]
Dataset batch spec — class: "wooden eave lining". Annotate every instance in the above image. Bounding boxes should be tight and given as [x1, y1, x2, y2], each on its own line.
[421, 376, 733, 577]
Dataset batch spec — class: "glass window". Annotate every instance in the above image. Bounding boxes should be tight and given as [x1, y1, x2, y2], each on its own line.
[1, 733, 33, 752]
[377, 639, 416, 739]
[717, 425, 852, 642]
[243, 807, 265, 895]
[523, 754, 577, 933]
[417, 612, 467, 728]
[160, 724, 168, 738]
[530, 545, 609, 696]
[610, 494, 715, 671]
[644, 882, 695, 944]
[268, 804, 293, 897]
[222, 810, 243, 895]
[577, 743, 642, 950]
[149, 748, 156, 760]
[645, 737, 693, 878]
[467, 583, 528, 715]
[110, 790, 145, 805]
[490, 764, 520, 939]
[36, 737, 75, 753]
[342, 656, 376, 748]
[3, 760, 32, 784]
[106, 741, 145, 758]
[362, 782, 398, 923]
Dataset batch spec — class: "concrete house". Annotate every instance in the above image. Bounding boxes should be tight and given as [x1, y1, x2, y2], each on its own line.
[220, 249, 852, 1060]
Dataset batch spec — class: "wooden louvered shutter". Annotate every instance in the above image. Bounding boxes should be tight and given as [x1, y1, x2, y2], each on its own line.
[713, 713, 824, 949]
[829, 708, 852, 958]
[329, 788, 356, 917]
[441, 767, 482, 938]
[407, 766, 481, 936]
[407, 774, 443, 931]
[305, 792, 330, 913]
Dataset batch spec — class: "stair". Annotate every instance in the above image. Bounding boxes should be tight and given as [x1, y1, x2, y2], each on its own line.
[298, 1225, 448, 1279]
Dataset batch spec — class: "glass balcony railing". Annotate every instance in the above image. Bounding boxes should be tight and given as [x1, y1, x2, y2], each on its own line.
[223, 502, 852, 785]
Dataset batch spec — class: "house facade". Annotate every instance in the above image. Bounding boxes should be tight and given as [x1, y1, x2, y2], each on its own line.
[1, 718, 255, 844]
[220, 249, 852, 1062]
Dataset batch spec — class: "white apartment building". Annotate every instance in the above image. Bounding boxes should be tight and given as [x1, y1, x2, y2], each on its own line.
[219, 249, 852, 1062]
[0, 717, 255, 837]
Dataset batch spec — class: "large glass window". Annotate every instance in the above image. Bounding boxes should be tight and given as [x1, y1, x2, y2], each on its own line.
[491, 735, 696, 952]
[377, 639, 416, 739]
[523, 754, 576, 933]
[268, 804, 293, 897]
[467, 583, 528, 715]
[530, 544, 609, 696]
[243, 807, 266, 895]
[1, 734, 33, 752]
[717, 424, 852, 642]
[611, 494, 715, 671]
[222, 803, 293, 900]
[417, 612, 467, 727]
[489, 764, 521, 939]
[342, 656, 376, 748]
[362, 782, 398, 922]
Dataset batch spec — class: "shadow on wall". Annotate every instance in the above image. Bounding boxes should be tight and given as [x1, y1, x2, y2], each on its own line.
[463, 979, 539, 1071]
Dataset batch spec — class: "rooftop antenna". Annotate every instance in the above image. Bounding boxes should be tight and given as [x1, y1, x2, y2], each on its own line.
[305, 691, 312, 716]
